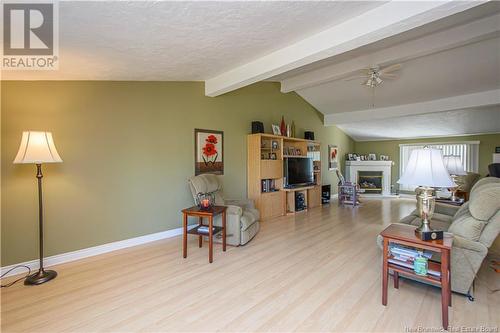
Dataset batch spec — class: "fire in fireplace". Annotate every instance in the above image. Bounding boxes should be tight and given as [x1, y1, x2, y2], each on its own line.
[358, 171, 383, 194]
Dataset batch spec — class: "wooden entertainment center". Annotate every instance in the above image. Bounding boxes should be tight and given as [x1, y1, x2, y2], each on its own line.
[247, 133, 322, 221]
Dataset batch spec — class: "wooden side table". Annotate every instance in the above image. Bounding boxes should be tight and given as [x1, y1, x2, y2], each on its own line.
[182, 205, 227, 263]
[380, 224, 453, 329]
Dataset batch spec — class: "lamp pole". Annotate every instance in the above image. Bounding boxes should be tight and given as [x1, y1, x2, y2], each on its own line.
[24, 163, 58, 285]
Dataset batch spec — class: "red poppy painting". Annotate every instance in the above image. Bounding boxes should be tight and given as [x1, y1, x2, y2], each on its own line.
[329, 145, 339, 171]
[195, 129, 224, 175]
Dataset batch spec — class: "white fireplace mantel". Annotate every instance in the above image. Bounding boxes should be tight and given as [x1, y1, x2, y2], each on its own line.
[345, 161, 393, 196]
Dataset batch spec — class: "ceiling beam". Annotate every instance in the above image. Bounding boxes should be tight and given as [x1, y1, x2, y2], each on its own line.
[324, 89, 500, 125]
[281, 13, 500, 93]
[204, 0, 486, 97]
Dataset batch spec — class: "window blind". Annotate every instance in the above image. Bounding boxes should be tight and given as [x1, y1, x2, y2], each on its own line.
[398, 141, 479, 191]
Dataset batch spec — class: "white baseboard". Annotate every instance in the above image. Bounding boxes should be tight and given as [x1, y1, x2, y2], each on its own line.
[1, 225, 193, 278]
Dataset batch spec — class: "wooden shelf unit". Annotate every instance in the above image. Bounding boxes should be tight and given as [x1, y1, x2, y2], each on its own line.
[247, 133, 322, 220]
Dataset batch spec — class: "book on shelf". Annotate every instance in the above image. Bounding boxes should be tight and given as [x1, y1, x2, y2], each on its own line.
[197, 226, 216, 234]
[388, 245, 441, 278]
[261, 179, 276, 193]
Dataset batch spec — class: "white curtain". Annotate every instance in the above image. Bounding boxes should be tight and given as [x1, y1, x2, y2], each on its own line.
[399, 141, 479, 191]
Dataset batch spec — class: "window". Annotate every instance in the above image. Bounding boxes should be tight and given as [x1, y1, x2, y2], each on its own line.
[399, 141, 479, 191]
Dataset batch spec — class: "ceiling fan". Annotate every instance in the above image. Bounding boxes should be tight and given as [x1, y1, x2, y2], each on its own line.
[345, 63, 402, 88]
[344, 63, 402, 108]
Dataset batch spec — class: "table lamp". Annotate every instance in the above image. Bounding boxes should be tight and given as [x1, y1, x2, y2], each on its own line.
[397, 147, 455, 239]
[13, 131, 63, 285]
[443, 155, 467, 202]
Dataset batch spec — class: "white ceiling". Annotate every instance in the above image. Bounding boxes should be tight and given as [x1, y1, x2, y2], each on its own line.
[338, 106, 500, 141]
[2, 1, 384, 80]
[3, 1, 498, 141]
[296, 37, 500, 113]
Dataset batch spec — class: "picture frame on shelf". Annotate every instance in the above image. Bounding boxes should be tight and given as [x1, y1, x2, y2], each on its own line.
[270, 153, 277, 160]
[271, 140, 279, 149]
[272, 124, 281, 136]
[369, 153, 376, 161]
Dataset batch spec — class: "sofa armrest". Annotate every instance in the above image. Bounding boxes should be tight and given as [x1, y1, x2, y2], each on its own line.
[452, 235, 488, 254]
[224, 199, 255, 210]
[434, 202, 460, 217]
[225, 204, 243, 217]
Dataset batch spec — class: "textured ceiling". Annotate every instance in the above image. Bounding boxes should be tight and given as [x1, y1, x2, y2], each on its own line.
[337, 106, 500, 141]
[2, 1, 384, 81]
[296, 37, 500, 114]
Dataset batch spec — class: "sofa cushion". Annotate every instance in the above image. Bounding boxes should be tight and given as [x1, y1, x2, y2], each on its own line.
[455, 172, 480, 192]
[453, 202, 470, 220]
[240, 208, 259, 231]
[188, 174, 225, 205]
[479, 210, 500, 248]
[448, 210, 485, 242]
[470, 177, 500, 196]
[468, 184, 500, 221]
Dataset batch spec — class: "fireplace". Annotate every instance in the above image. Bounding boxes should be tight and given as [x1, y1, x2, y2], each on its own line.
[345, 161, 392, 196]
[358, 171, 383, 194]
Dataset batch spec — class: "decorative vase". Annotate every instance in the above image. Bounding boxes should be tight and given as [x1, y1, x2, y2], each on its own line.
[286, 124, 291, 137]
[291, 121, 296, 137]
[280, 116, 286, 136]
[196, 192, 215, 210]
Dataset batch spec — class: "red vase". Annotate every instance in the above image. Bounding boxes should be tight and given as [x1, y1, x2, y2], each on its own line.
[280, 116, 286, 136]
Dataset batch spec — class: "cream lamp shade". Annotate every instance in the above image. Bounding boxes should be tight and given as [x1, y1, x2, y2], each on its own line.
[13, 131, 63, 164]
[397, 147, 455, 187]
[443, 155, 467, 176]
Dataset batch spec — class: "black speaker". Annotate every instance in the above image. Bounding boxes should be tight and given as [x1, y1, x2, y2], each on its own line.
[322, 185, 331, 204]
[251, 121, 264, 134]
[304, 131, 315, 140]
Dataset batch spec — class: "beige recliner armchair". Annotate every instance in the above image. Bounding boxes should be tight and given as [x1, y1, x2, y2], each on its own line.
[188, 174, 260, 246]
[377, 176, 500, 296]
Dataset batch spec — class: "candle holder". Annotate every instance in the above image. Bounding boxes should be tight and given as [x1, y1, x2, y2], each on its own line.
[196, 191, 216, 211]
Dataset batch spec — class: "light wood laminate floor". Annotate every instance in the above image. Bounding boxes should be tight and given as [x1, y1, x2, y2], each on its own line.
[2, 198, 499, 332]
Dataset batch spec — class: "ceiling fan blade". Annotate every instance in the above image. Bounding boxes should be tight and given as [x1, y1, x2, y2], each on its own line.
[380, 73, 399, 79]
[380, 63, 401, 74]
[344, 76, 369, 81]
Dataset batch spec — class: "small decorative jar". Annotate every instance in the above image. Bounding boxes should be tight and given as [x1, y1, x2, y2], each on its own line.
[196, 192, 215, 211]
[413, 252, 428, 276]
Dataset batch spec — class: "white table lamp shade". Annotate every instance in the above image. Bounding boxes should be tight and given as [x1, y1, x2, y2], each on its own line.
[13, 131, 63, 164]
[443, 155, 467, 176]
[397, 147, 455, 187]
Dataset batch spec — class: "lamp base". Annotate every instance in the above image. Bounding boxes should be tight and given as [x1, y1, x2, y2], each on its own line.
[24, 269, 57, 285]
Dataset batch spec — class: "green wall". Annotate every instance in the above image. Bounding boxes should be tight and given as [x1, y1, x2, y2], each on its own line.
[1, 81, 354, 266]
[354, 134, 500, 187]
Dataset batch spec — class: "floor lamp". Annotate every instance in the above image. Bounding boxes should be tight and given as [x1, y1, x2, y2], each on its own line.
[14, 131, 63, 285]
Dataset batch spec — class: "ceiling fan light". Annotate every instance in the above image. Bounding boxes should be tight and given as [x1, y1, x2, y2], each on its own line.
[376, 77, 383, 85]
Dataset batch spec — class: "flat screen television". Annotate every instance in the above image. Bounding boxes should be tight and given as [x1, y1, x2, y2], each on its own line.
[284, 157, 315, 188]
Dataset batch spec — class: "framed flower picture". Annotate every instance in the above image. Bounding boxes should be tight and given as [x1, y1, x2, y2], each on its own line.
[328, 145, 339, 171]
[195, 129, 224, 175]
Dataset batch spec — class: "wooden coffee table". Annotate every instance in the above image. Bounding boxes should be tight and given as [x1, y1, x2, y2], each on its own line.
[380, 224, 453, 329]
[182, 205, 227, 263]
